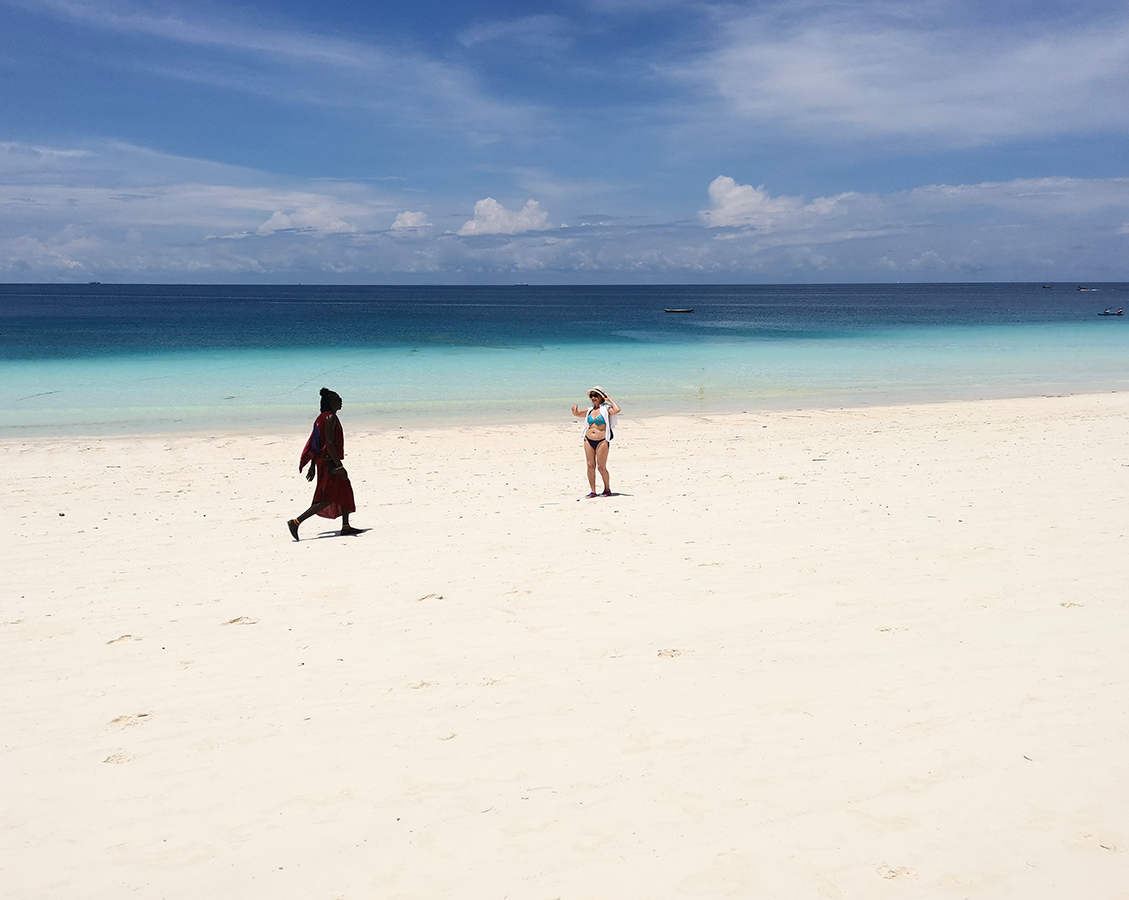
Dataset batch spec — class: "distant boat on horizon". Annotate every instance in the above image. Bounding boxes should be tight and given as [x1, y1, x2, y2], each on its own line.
[664, 307, 695, 313]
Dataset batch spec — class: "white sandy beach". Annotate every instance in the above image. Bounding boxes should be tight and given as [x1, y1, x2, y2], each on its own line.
[3, 393, 1128, 899]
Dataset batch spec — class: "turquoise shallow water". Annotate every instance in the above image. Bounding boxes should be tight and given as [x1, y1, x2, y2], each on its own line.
[3, 319, 1128, 435]
[2, 283, 1127, 435]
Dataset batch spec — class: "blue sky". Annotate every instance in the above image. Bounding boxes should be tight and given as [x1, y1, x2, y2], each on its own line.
[1, 0, 1127, 282]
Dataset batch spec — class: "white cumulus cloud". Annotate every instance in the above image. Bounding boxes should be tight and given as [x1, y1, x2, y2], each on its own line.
[700, 176, 853, 230]
[459, 198, 550, 236]
[390, 210, 431, 231]
[256, 207, 357, 236]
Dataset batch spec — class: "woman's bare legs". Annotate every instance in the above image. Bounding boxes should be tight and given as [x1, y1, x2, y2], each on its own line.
[595, 440, 611, 494]
[584, 440, 598, 493]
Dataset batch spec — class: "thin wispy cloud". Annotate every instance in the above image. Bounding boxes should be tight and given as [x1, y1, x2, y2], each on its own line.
[10, 0, 543, 137]
[457, 14, 573, 50]
[582, 0, 689, 12]
[905, 177, 1129, 216]
[691, 1, 1129, 143]
[0, 140, 398, 234]
[22, 0, 375, 65]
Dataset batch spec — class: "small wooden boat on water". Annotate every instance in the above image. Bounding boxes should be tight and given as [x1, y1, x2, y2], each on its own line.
[664, 308, 695, 313]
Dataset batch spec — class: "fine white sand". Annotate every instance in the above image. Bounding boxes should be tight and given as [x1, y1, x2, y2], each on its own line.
[3, 393, 1128, 898]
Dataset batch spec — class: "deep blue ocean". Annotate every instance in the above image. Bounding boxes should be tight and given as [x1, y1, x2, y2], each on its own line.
[2, 283, 1127, 434]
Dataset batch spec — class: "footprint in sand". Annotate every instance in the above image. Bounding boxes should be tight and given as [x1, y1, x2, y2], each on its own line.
[223, 616, 258, 625]
[658, 649, 681, 658]
[408, 681, 432, 689]
[1060, 601, 1084, 608]
[103, 751, 132, 764]
[416, 594, 444, 602]
[1081, 833, 1124, 852]
[107, 634, 142, 644]
[876, 866, 917, 880]
[110, 713, 152, 727]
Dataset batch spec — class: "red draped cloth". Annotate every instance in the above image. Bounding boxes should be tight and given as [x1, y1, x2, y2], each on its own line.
[299, 411, 356, 520]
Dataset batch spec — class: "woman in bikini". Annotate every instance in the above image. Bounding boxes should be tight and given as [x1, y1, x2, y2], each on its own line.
[288, 387, 361, 540]
[571, 386, 621, 498]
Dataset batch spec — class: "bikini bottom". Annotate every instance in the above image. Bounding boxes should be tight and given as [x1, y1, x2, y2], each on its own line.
[586, 437, 606, 451]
